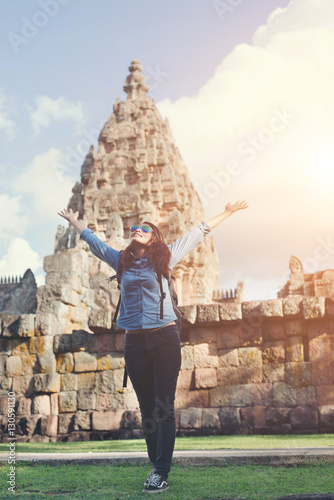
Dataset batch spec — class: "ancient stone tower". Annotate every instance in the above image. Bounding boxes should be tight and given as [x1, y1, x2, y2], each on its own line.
[59, 59, 220, 323]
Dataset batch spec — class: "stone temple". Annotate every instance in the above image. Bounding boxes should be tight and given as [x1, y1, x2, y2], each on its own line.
[58, 58, 220, 319]
[0, 61, 334, 442]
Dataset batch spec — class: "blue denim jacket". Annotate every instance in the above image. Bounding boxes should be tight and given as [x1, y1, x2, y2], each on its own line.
[80, 222, 211, 330]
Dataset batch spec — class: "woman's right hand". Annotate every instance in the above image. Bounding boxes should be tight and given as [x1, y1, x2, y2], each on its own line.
[58, 208, 79, 223]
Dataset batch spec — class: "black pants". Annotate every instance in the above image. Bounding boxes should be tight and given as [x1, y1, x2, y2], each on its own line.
[124, 323, 181, 479]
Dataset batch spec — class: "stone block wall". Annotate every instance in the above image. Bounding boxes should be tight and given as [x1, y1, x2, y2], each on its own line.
[1, 296, 334, 442]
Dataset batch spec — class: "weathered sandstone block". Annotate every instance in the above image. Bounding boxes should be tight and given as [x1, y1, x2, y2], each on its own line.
[265, 407, 290, 426]
[180, 345, 194, 370]
[285, 362, 311, 387]
[12, 375, 34, 396]
[260, 300, 283, 318]
[98, 333, 115, 353]
[77, 372, 96, 390]
[240, 406, 266, 427]
[263, 363, 285, 383]
[216, 325, 240, 349]
[35, 313, 59, 336]
[194, 368, 217, 389]
[92, 410, 123, 431]
[286, 336, 304, 362]
[179, 407, 202, 429]
[262, 321, 286, 341]
[77, 391, 96, 410]
[53, 334, 72, 353]
[196, 304, 219, 323]
[74, 410, 92, 431]
[37, 351, 56, 373]
[290, 406, 318, 430]
[2, 314, 35, 338]
[33, 373, 60, 393]
[296, 386, 317, 406]
[58, 391, 77, 413]
[96, 370, 114, 393]
[241, 301, 262, 319]
[283, 297, 303, 317]
[229, 384, 252, 407]
[218, 408, 241, 431]
[6, 356, 22, 377]
[60, 373, 77, 392]
[56, 353, 74, 373]
[58, 413, 75, 434]
[16, 396, 32, 416]
[194, 343, 218, 368]
[262, 342, 285, 364]
[176, 370, 193, 390]
[202, 408, 221, 429]
[273, 382, 296, 407]
[187, 389, 209, 408]
[285, 320, 305, 337]
[303, 297, 325, 319]
[217, 366, 239, 386]
[74, 352, 97, 372]
[40, 415, 58, 436]
[179, 305, 197, 325]
[32, 395, 50, 415]
[189, 327, 216, 345]
[209, 386, 229, 407]
[219, 303, 242, 322]
[218, 348, 238, 367]
[316, 385, 334, 406]
[318, 405, 334, 429]
[250, 383, 273, 406]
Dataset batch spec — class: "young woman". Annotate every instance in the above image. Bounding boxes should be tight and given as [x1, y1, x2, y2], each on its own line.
[58, 201, 248, 494]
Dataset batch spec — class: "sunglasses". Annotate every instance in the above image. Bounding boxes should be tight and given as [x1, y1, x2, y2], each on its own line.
[130, 224, 153, 233]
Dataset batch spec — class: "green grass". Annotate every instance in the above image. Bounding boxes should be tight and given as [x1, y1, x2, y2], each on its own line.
[1, 434, 333, 454]
[0, 462, 333, 499]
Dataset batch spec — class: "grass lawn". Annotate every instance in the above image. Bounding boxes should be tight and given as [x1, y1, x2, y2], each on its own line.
[0, 462, 333, 499]
[0, 434, 333, 454]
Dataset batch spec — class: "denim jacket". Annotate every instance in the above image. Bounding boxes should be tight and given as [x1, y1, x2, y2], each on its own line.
[80, 221, 211, 330]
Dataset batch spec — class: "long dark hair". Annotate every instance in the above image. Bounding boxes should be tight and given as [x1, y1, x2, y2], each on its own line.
[119, 221, 171, 279]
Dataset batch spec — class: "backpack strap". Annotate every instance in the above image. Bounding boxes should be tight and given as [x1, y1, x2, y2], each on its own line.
[157, 272, 166, 319]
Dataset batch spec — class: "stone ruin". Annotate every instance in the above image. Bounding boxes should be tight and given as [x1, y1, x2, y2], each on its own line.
[278, 255, 334, 299]
[0, 270, 37, 315]
[0, 61, 333, 442]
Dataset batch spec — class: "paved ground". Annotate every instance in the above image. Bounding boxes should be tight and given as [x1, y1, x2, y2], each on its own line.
[4, 447, 333, 466]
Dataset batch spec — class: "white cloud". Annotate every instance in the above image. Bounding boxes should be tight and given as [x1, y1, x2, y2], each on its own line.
[0, 89, 15, 140]
[156, 0, 334, 300]
[26, 95, 86, 135]
[0, 238, 43, 280]
[16, 147, 75, 221]
[0, 195, 28, 247]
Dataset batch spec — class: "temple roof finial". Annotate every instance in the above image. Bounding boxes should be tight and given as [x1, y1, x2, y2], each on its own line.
[123, 59, 149, 100]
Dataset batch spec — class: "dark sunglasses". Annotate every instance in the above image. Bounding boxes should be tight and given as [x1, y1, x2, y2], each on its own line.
[130, 224, 153, 233]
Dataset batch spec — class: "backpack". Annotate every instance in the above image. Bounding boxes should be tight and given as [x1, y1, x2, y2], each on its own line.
[107, 252, 182, 388]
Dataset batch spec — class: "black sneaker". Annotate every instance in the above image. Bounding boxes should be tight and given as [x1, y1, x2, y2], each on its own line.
[143, 469, 156, 486]
[142, 472, 169, 494]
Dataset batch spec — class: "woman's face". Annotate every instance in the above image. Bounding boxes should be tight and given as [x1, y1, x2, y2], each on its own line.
[129, 223, 154, 246]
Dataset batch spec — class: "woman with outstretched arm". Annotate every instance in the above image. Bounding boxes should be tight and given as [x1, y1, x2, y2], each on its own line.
[58, 200, 248, 494]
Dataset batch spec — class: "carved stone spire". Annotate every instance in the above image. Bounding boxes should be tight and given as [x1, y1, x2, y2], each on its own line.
[123, 59, 149, 100]
[66, 59, 221, 318]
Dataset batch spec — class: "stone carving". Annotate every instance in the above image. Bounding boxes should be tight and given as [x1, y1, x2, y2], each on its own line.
[0, 269, 37, 314]
[278, 255, 334, 298]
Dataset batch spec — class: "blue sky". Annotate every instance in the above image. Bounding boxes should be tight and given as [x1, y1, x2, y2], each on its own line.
[1, 0, 334, 301]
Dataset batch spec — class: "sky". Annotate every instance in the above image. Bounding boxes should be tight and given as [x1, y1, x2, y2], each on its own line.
[1, 0, 334, 301]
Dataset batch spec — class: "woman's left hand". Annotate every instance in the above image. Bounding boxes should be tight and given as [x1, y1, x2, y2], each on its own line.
[225, 200, 249, 214]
